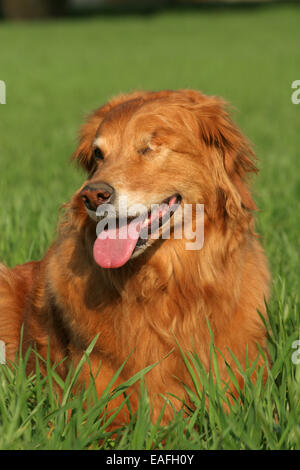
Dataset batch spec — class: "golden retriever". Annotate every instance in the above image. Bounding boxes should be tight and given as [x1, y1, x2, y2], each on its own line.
[0, 89, 270, 424]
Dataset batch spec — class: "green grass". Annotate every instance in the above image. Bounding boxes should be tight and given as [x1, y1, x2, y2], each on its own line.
[0, 4, 299, 450]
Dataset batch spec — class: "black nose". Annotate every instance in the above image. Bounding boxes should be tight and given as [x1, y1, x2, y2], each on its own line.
[80, 182, 115, 211]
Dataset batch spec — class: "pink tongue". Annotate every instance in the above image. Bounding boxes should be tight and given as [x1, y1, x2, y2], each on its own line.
[93, 219, 143, 269]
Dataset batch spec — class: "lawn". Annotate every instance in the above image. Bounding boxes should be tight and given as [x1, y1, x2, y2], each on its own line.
[0, 3, 299, 450]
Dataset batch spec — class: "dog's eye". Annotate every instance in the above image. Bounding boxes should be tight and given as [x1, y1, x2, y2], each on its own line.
[138, 146, 151, 155]
[94, 147, 104, 160]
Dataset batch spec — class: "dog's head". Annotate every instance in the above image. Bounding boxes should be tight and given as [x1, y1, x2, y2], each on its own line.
[71, 90, 257, 269]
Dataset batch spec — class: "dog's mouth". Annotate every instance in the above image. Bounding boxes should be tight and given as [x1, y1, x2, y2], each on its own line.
[93, 194, 182, 269]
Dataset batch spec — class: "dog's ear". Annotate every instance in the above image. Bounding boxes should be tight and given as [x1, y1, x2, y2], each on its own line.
[207, 108, 258, 221]
[180, 90, 258, 220]
[71, 92, 146, 172]
[71, 106, 109, 172]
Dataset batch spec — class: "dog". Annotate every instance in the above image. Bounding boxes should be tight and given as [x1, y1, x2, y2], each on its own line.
[0, 89, 270, 424]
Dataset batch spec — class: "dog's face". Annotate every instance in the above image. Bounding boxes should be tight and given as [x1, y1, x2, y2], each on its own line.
[71, 90, 257, 268]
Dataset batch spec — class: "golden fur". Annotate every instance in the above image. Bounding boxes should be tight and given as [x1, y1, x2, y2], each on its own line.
[0, 90, 270, 424]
